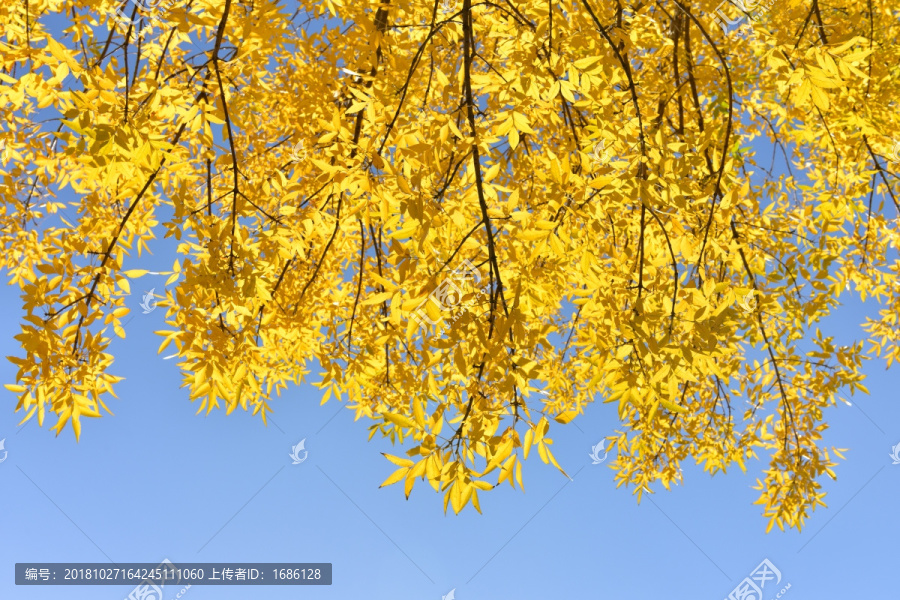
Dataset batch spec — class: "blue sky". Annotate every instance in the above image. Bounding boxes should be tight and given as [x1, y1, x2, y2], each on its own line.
[2, 251, 899, 599]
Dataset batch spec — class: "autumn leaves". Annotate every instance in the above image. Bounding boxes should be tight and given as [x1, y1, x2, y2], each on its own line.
[0, 0, 897, 528]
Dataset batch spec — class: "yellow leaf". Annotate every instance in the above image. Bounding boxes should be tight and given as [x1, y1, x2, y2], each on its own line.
[659, 399, 688, 414]
[523, 427, 534, 459]
[383, 412, 418, 430]
[553, 409, 578, 424]
[380, 467, 408, 488]
[412, 397, 426, 428]
[573, 56, 601, 70]
[383, 453, 414, 467]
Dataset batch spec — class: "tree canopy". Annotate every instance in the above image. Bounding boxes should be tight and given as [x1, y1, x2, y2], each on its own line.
[1, 0, 898, 532]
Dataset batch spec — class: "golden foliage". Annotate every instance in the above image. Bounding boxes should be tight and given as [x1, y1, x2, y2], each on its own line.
[1, 0, 898, 530]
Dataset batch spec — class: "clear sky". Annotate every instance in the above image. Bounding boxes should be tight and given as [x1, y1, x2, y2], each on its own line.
[3, 7, 900, 600]
[2, 230, 899, 599]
